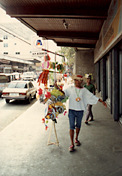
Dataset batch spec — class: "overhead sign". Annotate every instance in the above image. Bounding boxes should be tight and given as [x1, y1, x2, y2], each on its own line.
[32, 51, 46, 57]
[36, 39, 42, 46]
[94, 0, 122, 63]
[31, 36, 44, 50]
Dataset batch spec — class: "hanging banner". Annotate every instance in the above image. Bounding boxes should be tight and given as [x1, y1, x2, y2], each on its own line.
[94, 0, 122, 63]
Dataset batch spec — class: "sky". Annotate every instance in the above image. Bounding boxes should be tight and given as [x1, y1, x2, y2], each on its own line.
[0, 7, 17, 23]
[0, 7, 63, 62]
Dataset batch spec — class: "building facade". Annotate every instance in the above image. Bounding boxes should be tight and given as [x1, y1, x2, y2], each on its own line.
[75, 0, 122, 121]
[94, 0, 122, 121]
[0, 24, 39, 73]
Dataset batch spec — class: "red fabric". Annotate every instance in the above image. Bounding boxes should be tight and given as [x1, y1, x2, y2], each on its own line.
[42, 118, 45, 123]
[45, 92, 51, 98]
[64, 74, 67, 77]
[44, 54, 51, 61]
[60, 85, 63, 90]
[38, 88, 43, 95]
[45, 125, 48, 130]
[77, 75, 83, 78]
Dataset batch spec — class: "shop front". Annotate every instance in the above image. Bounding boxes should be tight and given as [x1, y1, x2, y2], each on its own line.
[94, 0, 122, 121]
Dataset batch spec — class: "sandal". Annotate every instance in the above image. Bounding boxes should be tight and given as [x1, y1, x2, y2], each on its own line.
[75, 139, 81, 146]
[85, 121, 88, 125]
[69, 145, 74, 152]
[88, 119, 94, 121]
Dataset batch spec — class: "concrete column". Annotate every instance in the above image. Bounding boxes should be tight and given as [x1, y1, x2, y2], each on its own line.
[75, 49, 95, 80]
[101, 58, 106, 101]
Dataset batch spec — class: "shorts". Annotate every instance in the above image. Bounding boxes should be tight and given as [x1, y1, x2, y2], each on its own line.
[68, 109, 84, 130]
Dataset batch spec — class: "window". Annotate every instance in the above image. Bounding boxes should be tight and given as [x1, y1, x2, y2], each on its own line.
[24, 84, 27, 88]
[15, 52, 20, 55]
[29, 82, 34, 88]
[3, 35, 8, 39]
[3, 52, 8, 55]
[3, 43, 8, 47]
[8, 82, 27, 88]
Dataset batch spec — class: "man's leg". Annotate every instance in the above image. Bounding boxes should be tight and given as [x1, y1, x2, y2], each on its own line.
[75, 127, 80, 141]
[85, 104, 90, 123]
[75, 111, 83, 146]
[70, 129, 74, 146]
[68, 110, 75, 149]
[89, 105, 94, 120]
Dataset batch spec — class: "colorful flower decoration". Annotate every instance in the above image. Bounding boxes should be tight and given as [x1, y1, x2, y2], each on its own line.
[37, 86, 68, 130]
[42, 61, 49, 69]
[45, 91, 51, 99]
[38, 88, 43, 95]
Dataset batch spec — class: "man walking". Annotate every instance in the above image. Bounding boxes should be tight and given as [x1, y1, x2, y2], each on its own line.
[55, 74, 107, 152]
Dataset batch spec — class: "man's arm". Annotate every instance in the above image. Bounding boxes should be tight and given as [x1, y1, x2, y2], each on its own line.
[98, 98, 107, 107]
[54, 82, 65, 95]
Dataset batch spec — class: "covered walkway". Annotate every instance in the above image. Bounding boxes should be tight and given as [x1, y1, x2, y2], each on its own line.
[0, 99, 121, 176]
[0, 0, 122, 121]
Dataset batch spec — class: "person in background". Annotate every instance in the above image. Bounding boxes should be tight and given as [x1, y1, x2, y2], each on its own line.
[84, 75, 95, 124]
[54, 74, 107, 152]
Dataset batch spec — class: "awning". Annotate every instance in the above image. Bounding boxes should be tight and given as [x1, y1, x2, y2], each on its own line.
[0, 0, 111, 49]
[0, 55, 34, 65]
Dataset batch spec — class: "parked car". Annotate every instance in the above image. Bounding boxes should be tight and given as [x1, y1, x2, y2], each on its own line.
[22, 72, 36, 80]
[2, 80, 37, 104]
[22, 77, 35, 81]
[12, 72, 21, 80]
[0, 73, 15, 97]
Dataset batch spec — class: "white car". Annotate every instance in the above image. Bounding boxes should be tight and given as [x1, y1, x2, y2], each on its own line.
[22, 72, 36, 80]
[2, 81, 37, 104]
[22, 77, 35, 81]
[0, 73, 15, 97]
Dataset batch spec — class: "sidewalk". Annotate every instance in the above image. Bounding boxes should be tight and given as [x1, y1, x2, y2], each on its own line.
[0, 99, 122, 176]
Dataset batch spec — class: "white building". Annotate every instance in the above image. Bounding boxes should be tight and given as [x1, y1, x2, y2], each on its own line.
[0, 24, 34, 60]
[0, 8, 62, 73]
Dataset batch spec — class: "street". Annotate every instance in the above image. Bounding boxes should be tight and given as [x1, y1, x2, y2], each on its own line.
[0, 97, 37, 132]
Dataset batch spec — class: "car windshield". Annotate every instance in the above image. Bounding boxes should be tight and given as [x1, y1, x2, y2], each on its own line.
[8, 82, 27, 88]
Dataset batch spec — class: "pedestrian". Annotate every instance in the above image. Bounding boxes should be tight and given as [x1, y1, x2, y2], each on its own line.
[84, 75, 95, 124]
[55, 74, 107, 152]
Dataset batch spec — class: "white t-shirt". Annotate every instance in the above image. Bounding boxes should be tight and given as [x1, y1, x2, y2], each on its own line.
[64, 86, 99, 111]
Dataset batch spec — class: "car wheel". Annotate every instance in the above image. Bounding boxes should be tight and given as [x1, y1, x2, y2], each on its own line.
[6, 99, 10, 104]
[27, 95, 31, 104]
[33, 93, 36, 99]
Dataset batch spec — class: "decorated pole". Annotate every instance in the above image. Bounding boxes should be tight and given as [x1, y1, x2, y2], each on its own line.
[37, 47, 67, 146]
[47, 51, 60, 146]
[47, 121, 59, 146]
[54, 52, 57, 82]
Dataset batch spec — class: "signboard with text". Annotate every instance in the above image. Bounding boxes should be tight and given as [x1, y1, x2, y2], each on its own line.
[94, 0, 122, 63]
